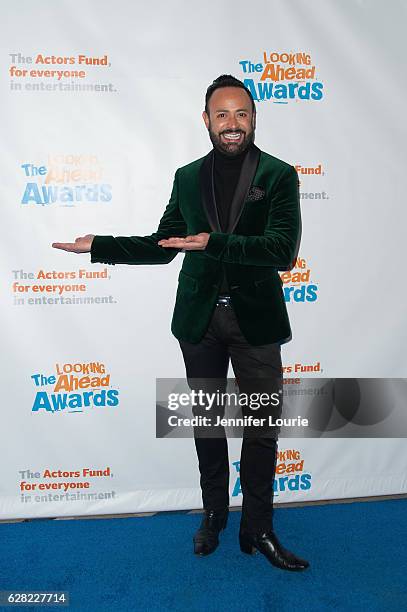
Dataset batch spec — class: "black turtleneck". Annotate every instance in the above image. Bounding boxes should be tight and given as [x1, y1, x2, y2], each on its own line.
[213, 146, 249, 232]
[213, 144, 251, 295]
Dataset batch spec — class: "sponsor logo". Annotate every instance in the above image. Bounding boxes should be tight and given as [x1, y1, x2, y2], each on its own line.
[238, 51, 324, 103]
[280, 256, 318, 303]
[9, 52, 115, 93]
[20, 154, 112, 205]
[12, 267, 116, 307]
[31, 361, 119, 413]
[232, 448, 312, 498]
[18, 466, 116, 505]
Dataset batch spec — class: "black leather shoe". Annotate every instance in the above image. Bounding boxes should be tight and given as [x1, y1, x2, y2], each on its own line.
[193, 508, 229, 556]
[239, 529, 309, 571]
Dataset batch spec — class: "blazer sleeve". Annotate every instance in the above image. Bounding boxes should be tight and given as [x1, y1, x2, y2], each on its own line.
[90, 170, 187, 265]
[204, 165, 301, 268]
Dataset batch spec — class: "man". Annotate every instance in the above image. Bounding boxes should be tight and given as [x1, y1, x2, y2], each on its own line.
[52, 74, 309, 571]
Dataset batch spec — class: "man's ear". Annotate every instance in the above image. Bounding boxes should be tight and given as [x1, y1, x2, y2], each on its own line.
[202, 110, 210, 130]
[252, 112, 257, 130]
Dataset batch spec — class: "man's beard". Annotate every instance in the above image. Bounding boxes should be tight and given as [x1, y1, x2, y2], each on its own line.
[208, 124, 255, 157]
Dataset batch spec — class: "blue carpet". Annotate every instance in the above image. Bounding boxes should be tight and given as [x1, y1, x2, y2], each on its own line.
[0, 499, 406, 611]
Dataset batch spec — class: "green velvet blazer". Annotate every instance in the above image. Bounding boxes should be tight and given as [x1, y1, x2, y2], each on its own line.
[91, 144, 301, 345]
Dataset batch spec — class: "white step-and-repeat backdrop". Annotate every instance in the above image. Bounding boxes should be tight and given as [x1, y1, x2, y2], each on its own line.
[1, 0, 406, 519]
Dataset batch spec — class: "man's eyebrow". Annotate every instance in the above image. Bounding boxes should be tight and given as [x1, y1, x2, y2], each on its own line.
[214, 108, 250, 113]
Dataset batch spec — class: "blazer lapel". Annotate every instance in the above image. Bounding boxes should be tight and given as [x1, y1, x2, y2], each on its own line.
[199, 144, 261, 234]
[227, 144, 261, 233]
[199, 150, 221, 232]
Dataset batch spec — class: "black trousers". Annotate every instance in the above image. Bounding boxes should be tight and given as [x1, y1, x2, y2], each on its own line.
[179, 303, 282, 532]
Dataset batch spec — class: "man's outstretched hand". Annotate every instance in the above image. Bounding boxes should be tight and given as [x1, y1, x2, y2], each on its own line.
[158, 232, 210, 250]
[52, 232, 209, 254]
[52, 234, 95, 253]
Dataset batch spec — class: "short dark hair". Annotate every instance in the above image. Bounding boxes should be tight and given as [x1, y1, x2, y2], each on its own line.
[205, 74, 256, 115]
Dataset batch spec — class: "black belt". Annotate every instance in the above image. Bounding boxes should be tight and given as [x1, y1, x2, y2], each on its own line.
[216, 295, 231, 307]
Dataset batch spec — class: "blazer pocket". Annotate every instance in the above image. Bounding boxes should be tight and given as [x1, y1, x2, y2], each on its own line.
[178, 270, 198, 293]
[255, 274, 282, 298]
